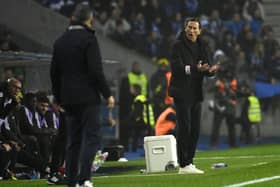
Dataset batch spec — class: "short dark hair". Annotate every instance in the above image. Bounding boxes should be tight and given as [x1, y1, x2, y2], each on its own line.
[184, 17, 201, 29]
[72, 2, 95, 23]
[36, 91, 50, 103]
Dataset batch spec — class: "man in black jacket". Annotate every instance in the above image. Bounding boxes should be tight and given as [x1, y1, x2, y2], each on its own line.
[50, 3, 115, 187]
[169, 17, 219, 174]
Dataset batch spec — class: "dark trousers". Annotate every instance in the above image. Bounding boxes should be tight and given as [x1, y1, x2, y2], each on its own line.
[50, 114, 66, 174]
[17, 149, 48, 173]
[0, 147, 17, 177]
[64, 105, 101, 187]
[174, 98, 201, 167]
[36, 134, 53, 162]
[210, 111, 236, 147]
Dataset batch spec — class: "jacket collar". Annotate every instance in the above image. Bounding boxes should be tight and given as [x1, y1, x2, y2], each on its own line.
[68, 21, 95, 34]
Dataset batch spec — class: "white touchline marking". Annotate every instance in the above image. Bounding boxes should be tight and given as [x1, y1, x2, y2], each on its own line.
[224, 176, 280, 187]
[251, 162, 268, 167]
[196, 155, 280, 160]
[95, 172, 179, 179]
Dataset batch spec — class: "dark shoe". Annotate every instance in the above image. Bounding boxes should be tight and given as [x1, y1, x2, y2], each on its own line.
[47, 173, 66, 185]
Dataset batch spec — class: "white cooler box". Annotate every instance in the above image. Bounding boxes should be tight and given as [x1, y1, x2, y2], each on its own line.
[144, 135, 178, 173]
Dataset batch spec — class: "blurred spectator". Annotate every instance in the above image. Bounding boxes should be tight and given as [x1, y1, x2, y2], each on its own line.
[207, 9, 223, 39]
[220, 31, 236, 58]
[94, 11, 109, 35]
[242, 0, 265, 21]
[263, 31, 280, 68]
[219, 0, 242, 20]
[145, 30, 162, 58]
[129, 12, 147, 51]
[171, 12, 183, 35]
[268, 48, 280, 81]
[225, 13, 245, 40]
[150, 58, 172, 119]
[183, 0, 199, 16]
[104, 7, 131, 44]
[209, 66, 238, 149]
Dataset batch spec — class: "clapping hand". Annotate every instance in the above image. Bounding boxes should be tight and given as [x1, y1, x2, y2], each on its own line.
[197, 61, 210, 72]
[107, 96, 115, 109]
[209, 63, 220, 73]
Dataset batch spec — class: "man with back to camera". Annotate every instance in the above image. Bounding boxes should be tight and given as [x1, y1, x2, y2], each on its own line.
[50, 3, 115, 187]
[169, 17, 219, 174]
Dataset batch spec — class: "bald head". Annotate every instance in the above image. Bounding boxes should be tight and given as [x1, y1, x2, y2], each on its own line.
[7, 78, 22, 99]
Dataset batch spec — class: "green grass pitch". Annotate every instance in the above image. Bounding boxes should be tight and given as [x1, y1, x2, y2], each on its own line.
[1, 144, 280, 187]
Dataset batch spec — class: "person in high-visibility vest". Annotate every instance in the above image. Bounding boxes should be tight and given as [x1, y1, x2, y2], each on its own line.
[155, 105, 176, 136]
[128, 84, 155, 152]
[150, 58, 173, 119]
[239, 84, 262, 144]
[119, 62, 148, 151]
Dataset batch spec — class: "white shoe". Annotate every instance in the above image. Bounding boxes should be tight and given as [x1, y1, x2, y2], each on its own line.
[80, 180, 94, 187]
[178, 164, 204, 174]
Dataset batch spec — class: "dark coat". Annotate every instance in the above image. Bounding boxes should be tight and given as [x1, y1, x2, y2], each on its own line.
[0, 82, 18, 119]
[169, 31, 213, 102]
[51, 22, 111, 105]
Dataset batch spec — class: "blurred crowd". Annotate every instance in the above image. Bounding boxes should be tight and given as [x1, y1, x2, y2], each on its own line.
[38, 0, 280, 104]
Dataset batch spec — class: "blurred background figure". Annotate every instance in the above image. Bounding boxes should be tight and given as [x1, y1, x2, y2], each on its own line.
[155, 104, 176, 137]
[150, 58, 173, 119]
[209, 65, 238, 149]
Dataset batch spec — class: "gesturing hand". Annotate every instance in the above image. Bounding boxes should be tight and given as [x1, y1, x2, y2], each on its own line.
[107, 96, 115, 109]
[197, 61, 210, 72]
[209, 63, 220, 73]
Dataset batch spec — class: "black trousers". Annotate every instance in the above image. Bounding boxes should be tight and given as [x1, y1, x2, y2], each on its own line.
[210, 111, 236, 147]
[64, 105, 101, 187]
[0, 147, 17, 177]
[50, 114, 66, 174]
[174, 98, 201, 167]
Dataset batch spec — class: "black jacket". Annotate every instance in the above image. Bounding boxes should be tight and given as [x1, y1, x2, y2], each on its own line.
[51, 22, 111, 105]
[169, 31, 213, 102]
[0, 82, 18, 119]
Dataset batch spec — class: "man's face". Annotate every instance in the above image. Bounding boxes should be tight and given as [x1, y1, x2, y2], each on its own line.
[8, 81, 22, 99]
[37, 102, 49, 116]
[185, 21, 201, 42]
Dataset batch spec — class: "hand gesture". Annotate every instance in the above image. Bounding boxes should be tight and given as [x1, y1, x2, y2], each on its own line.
[2, 143, 12, 151]
[197, 61, 210, 72]
[107, 96, 115, 109]
[209, 63, 220, 73]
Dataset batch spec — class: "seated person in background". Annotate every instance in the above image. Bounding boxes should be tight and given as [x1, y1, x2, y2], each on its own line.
[17, 92, 40, 155]
[155, 104, 176, 136]
[0, 79, 50, 178]
[127, 84, 155, 152]
[35, 92, 58, 162]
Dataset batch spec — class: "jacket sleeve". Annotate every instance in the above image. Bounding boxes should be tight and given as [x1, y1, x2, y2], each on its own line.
[170, 42, 186, 78]
[50, 46, 61, 103]
[86, 36, 111, 99]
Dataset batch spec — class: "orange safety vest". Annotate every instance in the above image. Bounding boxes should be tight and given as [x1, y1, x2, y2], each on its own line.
[165, 71, 173, 105]
[216, 79, 237, 93]
[155, 107, 176, 136]
[216, 79, 237, 105]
